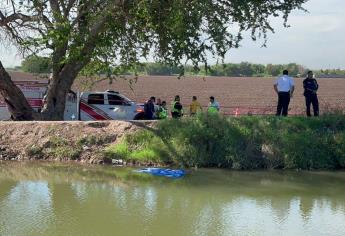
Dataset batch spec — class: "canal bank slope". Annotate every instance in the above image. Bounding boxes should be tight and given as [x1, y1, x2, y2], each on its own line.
[0, 120, 152, 164]
[1, 114, 344, 169]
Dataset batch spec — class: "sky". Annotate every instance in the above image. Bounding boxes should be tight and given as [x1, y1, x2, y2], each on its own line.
[1, 0, 344, 70]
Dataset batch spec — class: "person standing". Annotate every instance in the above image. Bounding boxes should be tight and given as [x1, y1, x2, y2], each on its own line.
[171, 95, 183, 118]
[144, 96, 155, 120]
[189, 96, 202, 116]
[208, 96, 220, 113]
[274, 70, 295, 116]
[303, 71, 319, 116]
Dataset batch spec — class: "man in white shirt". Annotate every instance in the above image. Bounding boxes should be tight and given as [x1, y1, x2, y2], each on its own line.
[274, 70, 295, 116]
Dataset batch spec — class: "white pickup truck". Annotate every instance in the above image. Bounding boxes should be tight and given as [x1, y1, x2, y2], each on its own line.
[0, 80, 145, 121]
[72, 90, 145, 121]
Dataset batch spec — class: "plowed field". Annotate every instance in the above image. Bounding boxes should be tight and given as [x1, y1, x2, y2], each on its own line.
[76, 76, 345, 116]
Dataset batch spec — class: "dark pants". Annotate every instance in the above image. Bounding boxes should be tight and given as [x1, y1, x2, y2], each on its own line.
[171, 112, 182, 119]
[305, 94, 319, 117]
[276, 92, 290, 116]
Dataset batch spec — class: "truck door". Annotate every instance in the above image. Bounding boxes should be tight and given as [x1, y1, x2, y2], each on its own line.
[107, 94, 134, 120]
[80, 93, 112, 120]
[64, 92, 78, 120]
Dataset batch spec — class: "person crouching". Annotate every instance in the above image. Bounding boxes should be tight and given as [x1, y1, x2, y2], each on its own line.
[171, 95, 183, 118]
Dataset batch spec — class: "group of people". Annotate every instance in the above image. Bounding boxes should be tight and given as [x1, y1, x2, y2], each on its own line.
[144, 69, 319, 120]
[144, 95, 220, 120]
[274, 70, 319, 117]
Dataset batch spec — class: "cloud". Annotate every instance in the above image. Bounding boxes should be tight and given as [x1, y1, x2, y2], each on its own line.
[221, 0, 345, 69]
[289, 15, 343, 33]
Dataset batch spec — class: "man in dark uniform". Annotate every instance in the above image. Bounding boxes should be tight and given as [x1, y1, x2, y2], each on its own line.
[303, 71, 319, 116]
[144, 96, 156, 120]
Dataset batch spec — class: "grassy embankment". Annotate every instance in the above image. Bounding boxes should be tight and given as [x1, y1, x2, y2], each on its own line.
[104, 114, 345, 170]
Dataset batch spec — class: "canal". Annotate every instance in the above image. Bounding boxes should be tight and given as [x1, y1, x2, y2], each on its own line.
[0, 162, 344, 236]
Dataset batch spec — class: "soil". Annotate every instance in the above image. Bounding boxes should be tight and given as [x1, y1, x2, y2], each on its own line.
[0, 120, 151, 164]
[73, 76, 345, 116]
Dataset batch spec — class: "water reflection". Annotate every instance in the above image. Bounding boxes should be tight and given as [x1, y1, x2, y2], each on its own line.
[0, 181, 53, 236]
[0, 162, 345, 236]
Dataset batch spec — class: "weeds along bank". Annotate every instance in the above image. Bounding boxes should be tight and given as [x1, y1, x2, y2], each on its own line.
[105, 114, 345, 170]
[0, 115, 345, 170]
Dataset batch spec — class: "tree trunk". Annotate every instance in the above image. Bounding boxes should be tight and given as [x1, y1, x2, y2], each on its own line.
[41, 63, 83, 120]
[0, 61, 36, 121]
[40, 77, 69, 121]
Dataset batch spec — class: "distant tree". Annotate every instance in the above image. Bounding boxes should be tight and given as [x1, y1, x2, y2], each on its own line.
[286, 63, 299, 76]
[21, 56, 51, 74]
[209, 62, 307, 77]
[266, 64, 281, 76]
[145, 63, 183, 75]
[238, 62, 254, 77]
[251, 64, 266, 76]
[222, 64, 237, 76]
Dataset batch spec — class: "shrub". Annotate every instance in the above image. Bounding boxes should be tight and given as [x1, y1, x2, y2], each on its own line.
[77, 135, 115, 146]
[49, 146, 82, 160]
[130, 149, 159, 162]
[103, 113, 345, 170]
[103, 143, 130, 160]
[45, 136, 69, 148]
[25, 145, 44, 159]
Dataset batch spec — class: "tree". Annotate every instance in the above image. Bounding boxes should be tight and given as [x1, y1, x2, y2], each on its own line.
[0, 0, 308, 120]
[145, 63, 183, 76]
[21, 55, 51, 74]
[266, 64, 284, 76]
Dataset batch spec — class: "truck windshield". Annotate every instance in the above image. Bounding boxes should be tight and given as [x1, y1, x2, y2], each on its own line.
[108, 94, 125, 105]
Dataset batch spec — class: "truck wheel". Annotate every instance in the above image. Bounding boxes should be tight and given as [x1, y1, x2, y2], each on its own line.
[134, 112, 145, 120]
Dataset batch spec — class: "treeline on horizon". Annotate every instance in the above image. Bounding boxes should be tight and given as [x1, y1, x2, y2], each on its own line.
[12, 55, 345, 78]
[134, 62, 345, 77]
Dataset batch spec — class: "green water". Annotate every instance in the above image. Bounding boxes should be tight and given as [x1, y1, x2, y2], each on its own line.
[0, 162, 345, 236]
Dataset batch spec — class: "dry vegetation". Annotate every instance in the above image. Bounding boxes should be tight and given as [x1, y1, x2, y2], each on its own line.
[0, 121, 149, 163]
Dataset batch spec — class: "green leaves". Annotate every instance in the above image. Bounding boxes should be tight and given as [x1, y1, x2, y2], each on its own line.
[3, 0, 308, 77]
[21, 55, 51, 74]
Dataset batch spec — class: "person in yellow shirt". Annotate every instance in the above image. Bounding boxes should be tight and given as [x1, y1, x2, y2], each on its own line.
[189, 96, 202, 116]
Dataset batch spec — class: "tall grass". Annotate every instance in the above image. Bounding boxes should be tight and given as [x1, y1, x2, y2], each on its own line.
[104, 113, 345, 170]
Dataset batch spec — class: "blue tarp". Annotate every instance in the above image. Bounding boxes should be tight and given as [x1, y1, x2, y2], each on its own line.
[135, 168, 185, 179]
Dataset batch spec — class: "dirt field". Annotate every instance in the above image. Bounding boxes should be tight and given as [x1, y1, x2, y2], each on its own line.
[4, 72, 345, 116]
[74, 76, 345, 116]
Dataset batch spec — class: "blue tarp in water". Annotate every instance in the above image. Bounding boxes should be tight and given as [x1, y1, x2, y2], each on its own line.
[135, 168, 185, 179]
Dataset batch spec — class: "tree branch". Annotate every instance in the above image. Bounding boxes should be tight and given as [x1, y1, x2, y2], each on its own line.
[49, 0, 63, 22]
[0, 12, 34, 27]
